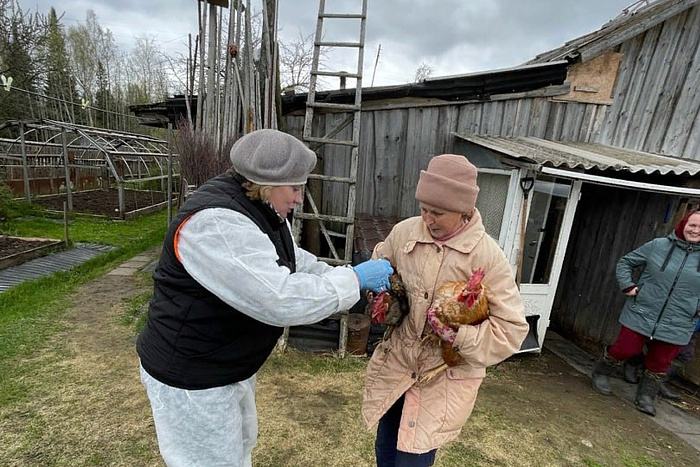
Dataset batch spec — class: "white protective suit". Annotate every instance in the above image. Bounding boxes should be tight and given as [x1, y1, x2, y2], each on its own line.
[141, 207, 360, 467]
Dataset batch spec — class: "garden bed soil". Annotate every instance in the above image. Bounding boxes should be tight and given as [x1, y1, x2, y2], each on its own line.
[34, 188, 168, 218]
[0, 236, 51, 258]
[0, 235, 63, 270]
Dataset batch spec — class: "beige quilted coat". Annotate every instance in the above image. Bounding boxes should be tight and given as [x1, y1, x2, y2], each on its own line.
[362, 210, 528, 453]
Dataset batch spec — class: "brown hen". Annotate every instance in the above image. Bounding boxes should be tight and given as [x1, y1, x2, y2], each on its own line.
[366, 273, 409, 337]
[419, 267, 488, 384]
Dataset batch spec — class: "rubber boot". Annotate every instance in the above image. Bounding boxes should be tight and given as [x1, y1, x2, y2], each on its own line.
[623, 355, 642, 384]
[658, 364, 682, 401]
[592, 350, 620, 396]
[634, 370, 664, 416]
[623, 362, 640, 384]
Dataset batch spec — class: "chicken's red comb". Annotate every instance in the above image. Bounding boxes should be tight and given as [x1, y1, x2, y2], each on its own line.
[467, 268, 485, 288]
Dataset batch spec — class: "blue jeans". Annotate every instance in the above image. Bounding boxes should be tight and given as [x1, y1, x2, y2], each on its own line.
[375, 395, 437, 467]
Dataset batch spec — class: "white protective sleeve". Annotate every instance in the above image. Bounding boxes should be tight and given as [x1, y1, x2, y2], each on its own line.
[176, 208, 360, 327]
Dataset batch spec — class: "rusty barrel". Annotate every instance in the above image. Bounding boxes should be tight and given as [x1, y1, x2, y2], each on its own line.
[346, 313, 371, 355]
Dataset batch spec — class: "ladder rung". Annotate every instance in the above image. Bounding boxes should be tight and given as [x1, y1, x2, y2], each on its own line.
[320, 13, 365, 19]
[318, 257, 351, 266]
[307, 174, 355, 183]
[312, 70, 362, 79]
[308, 102, 360, 111]
[326, 230, 347, 239]
[295, 212, 354, 223]
[304, 136, 357, 147]
[316, 41, 363, 48]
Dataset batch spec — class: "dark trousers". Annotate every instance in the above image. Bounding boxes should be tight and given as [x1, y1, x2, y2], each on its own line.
[375, 395, 437, 467]
[608, 326, 682, 373]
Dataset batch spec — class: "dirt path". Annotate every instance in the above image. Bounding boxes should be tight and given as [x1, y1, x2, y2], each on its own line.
[0, 266, 163, 467]
[2, 253, 700, 466]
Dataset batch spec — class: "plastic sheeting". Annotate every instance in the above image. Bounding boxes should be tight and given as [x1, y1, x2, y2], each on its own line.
[140, 364, 256, 467]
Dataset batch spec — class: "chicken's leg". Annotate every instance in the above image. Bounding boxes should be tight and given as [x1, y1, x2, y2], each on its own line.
[417, 363, 449, 386]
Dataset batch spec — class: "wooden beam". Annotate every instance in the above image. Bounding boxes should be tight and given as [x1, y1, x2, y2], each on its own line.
[198, 0, 229, 8]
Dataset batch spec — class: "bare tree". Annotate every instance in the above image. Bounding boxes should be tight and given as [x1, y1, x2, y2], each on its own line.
[128, 35, 169, 104]
[66, 10, 118, 125]
[414, 62, 433, 83]
[278, 28, 325, 92]
[45, 7, 78, 122]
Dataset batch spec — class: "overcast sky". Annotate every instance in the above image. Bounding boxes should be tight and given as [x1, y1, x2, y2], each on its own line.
[25, 0, 642, 88]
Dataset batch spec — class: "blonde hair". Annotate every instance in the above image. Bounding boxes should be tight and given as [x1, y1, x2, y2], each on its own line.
[243, 181, 274, 202]
[228, 168, 274, 202]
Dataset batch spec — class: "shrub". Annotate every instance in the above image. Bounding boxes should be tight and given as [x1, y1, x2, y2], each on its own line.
[0, 182, 35, 220]
[0, 182, 15, 220]
[175, 121, 232, 188]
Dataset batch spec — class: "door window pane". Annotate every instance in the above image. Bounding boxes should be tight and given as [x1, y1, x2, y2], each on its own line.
[521, 176, 571, 284]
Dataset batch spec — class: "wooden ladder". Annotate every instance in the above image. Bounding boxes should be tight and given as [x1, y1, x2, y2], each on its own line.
[282, 0, 368, 357]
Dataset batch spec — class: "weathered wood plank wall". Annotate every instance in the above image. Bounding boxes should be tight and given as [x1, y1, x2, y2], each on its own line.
[550, 183, 680, 349]
[284, 97, 608, 218]
[597, 5, 700, 160]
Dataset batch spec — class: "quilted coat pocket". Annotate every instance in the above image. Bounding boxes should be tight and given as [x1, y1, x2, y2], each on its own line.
[436, 366, 484, 435]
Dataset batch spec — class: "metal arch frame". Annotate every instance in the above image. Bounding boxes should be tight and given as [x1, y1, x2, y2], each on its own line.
[0, 119, 179, 218]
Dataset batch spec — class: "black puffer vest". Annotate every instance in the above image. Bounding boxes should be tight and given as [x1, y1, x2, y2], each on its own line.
[136, 173, 295, 389]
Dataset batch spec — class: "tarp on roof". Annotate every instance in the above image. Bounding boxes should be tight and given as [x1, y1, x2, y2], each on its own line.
[280, 61, 569, 113]
[453, 134, 700, 177]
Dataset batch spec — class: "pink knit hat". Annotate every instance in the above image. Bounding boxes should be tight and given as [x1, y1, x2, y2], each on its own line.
[415, 154, 479, 214]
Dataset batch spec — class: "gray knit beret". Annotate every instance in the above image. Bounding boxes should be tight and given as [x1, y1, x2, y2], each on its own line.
[230, 129, 317, 185]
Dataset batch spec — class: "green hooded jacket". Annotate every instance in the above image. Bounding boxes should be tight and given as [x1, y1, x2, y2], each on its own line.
[616, 233, 700, 345]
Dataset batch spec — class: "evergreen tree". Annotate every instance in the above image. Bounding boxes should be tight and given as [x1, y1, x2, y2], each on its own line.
[0, 1, 49, 121]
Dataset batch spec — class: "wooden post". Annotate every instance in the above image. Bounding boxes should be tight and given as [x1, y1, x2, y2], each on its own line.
[186, 34, 194, 128]
[339, 314, 349, 358]
[19, 122, 31, 203]
[60, 130, 73, 211]
[167, 123, 173, 226]
[63, 201, 70, 247]
[118, 180, 126, 219]
[206, 1, 218, 136]
[277, 327, 289, 353]
[196, 0, 207, 132]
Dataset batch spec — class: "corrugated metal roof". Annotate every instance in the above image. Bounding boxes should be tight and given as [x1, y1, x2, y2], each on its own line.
[454, 135, 700, 176]
[527, 0, 699, 64]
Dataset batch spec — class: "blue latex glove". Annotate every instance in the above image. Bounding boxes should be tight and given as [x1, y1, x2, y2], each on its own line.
[353, 259, 394, 292]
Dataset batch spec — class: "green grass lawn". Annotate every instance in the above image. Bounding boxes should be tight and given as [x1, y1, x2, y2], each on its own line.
[0, 207, 169, 407]
[1, 203, 698, 467]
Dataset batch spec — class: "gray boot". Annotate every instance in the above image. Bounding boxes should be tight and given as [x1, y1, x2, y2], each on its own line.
[622, 354, 643, 384]
[592, 350, 620, 396]
[658, 364, 682, 401]
[635, 370, 664, 416]
[623, 361, 641, 384]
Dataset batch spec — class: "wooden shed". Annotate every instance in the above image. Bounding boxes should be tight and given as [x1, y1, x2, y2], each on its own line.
[279, 0, 700, 362]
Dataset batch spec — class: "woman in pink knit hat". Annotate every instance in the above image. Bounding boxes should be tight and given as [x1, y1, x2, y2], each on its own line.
[362, 154, 529, 467]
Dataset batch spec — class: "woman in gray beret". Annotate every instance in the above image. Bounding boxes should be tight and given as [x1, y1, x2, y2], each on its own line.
[136, 129, 393, 467]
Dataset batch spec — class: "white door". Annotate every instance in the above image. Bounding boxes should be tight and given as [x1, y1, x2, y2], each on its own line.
[518, 176, 582, 350]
